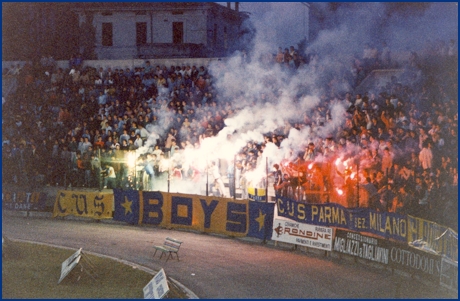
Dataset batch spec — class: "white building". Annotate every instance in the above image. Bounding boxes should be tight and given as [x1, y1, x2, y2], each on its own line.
[72, 2, 248, 59]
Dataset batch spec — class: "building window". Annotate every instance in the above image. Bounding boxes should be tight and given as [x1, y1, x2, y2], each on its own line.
[136, 22, 147, 45]
[102, 22, 113, 46]
[172, 22, 183, 44]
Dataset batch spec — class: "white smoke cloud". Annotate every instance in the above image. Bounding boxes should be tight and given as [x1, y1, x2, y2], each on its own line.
[141, 2, 457, 191]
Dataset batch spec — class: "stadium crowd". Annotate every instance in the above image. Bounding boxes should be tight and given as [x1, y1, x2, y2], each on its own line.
[2, 39, 457, 230]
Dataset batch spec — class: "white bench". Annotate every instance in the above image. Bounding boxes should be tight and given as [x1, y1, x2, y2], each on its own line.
[153, 237, 183, 262]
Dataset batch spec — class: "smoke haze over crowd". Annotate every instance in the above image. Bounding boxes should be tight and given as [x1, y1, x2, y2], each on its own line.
[153, 2, 458, 185]
[233, 2, 457, 53]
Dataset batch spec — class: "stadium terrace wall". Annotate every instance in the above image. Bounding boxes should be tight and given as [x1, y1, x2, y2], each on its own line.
[3, 58, 224, 73]
[2, 49, 420, 72]
[2, 188, 457, 293]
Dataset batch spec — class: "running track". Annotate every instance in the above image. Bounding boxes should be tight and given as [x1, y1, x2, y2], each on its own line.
[2, 214, 453, 299]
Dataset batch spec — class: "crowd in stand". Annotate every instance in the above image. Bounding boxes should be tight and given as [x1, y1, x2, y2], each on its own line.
[2, 39, 457, 230]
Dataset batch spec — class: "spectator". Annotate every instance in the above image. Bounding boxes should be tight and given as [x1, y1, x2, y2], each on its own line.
[419, 141, 433, 171]
[102, 163, 117, 189]
[2, 38, 457, 230]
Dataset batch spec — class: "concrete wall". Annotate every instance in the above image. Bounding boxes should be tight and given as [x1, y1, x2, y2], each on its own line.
[88, 8, 212, 59]
[3, 57, 225, 73]
[151, 9, 207, 44]
[2, 50, 412, 73]
[80, 57, 223, 70]
[93, 12, 142, 59]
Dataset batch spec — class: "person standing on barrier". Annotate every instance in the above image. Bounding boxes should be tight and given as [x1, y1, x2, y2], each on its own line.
[210, 161, 227, 198]
[158, 152, 169, 191]
[227, 159, 236, 198]
[272, 164, 283, 197]
[91, 153, 102, 189]
[102, 163, 116, 189]
[76, 153, 86, 187]
[82, 146, 93, 187]
[59, 145, 72, 187]
[113, 143, 124, 188]
[144, 153, 155, 191]
[420, 175, 435, 220]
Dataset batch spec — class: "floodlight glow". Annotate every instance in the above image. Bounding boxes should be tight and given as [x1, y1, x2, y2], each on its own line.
[127, 152, 137, 169]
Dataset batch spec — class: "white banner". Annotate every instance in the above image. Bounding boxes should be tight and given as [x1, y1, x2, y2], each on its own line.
[272, 218, 333, 251]
[440, 257, 458, 293]
[58, 248, 82, 284]
[144, 268, 169, 299]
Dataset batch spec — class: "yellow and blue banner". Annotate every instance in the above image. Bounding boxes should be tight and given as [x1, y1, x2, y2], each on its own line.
[276, 196, 407, 242]
[53, 190, 113, 219]
[113, 189, 141, 224]
[113, 190, 274, 240]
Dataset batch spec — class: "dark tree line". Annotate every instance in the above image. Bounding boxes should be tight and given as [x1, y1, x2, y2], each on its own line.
[2, 3, 84, 61]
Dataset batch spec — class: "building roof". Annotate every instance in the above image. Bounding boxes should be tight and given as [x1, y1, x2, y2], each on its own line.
[71, 2, 241, 15]
[71, 2, 249, 23]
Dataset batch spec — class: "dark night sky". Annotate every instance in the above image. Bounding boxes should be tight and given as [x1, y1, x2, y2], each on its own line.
[217, 2, 458, 51]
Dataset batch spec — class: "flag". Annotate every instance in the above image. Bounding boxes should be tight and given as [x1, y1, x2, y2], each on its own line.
[113, 189, 140, 224]
[248, 187, 267, 202]
[248, 201, 274, 240]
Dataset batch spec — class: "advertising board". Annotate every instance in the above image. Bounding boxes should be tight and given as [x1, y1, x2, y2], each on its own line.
[333, 229, 442, 281]
[272, 218, 333, 251]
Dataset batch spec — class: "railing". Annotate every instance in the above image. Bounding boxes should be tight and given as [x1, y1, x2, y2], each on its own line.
[136, 43, 207, 59]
